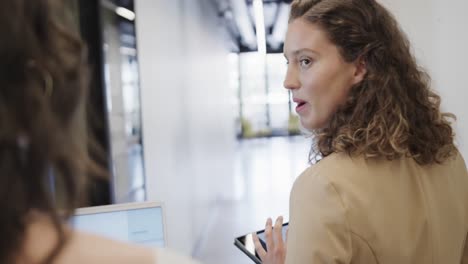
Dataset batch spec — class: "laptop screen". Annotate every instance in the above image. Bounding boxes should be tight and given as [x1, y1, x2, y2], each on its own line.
[71, 203, 165, 247]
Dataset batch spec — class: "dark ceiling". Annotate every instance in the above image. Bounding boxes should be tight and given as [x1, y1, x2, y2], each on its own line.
[212, 0, 292, 53]
[109, 0, 291, 53]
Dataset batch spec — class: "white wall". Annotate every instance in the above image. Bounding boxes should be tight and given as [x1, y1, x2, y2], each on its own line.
[378, 0, 468, 158]
[135, 0, 236, 255]
[431, 0, 468, 158]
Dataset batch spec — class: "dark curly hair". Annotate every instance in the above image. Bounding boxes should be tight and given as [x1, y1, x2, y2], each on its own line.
[290, 0, 456, 165]
[0, 0, 100, 263]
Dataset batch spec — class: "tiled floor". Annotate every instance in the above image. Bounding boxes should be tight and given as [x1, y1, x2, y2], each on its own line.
[196, 136, 311, 264]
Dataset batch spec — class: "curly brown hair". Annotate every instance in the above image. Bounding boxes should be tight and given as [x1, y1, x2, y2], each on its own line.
[290, 0, 456, 165]
[0, 0, 98, 263]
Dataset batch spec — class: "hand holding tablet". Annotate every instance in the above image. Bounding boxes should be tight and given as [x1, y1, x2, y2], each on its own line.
[234, 216, 288, 264]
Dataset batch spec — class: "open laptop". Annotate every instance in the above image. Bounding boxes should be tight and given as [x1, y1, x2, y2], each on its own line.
[71, 201, 166, 247]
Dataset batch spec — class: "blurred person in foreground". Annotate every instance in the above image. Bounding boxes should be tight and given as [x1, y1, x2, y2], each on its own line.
[0, 0, 200, 263]
[253, 0, 468, 263]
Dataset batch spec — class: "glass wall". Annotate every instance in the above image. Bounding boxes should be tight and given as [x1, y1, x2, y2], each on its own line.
[100, 0, 145, 202]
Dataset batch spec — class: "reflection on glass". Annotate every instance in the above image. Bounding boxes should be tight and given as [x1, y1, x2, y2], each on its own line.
[100, 0, 145, 202]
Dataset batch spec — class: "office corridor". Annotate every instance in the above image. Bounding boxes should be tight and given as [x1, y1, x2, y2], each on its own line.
[196, 136, 311, 263]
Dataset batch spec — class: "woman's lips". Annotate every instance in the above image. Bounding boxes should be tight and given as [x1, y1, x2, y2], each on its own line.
[293, 98, 307, 114]
[296, 102, 307, 113]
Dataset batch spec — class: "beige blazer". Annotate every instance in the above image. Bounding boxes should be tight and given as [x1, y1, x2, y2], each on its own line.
[286, 152, 468, 263]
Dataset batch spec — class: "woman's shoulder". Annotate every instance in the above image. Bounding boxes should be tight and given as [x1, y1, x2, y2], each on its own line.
[59, 230, 201, 264]
[295, 153, 360, 184]
[57, 230, 156, 264]
[293, 150, 468, 201]
[291, 152, 384, 200]
[21, 216, 156, 264]
[291, 153, 346, 199]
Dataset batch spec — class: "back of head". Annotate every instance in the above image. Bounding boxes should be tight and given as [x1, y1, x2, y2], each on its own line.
[0, 0, 90, 262]
[290, 0, 456, 165]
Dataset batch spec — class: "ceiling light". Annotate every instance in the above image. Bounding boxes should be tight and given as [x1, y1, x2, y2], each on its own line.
[115, 7, 135, 21]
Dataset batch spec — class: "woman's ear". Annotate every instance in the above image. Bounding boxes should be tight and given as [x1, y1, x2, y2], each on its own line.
[352, 56, 367, 85]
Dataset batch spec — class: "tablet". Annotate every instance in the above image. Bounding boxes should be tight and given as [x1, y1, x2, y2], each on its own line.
[234, 223, 288, 264]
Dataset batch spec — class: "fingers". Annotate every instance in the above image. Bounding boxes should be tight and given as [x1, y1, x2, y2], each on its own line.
[273, 216, 284, 247]
[252, 232, 267, 260]
[265, 217, 274, 250]
[255, 216, 286, 262]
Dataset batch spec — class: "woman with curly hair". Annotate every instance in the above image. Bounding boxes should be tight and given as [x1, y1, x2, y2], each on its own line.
[0, 0, 199, 263]
[253, 0, 468, 263]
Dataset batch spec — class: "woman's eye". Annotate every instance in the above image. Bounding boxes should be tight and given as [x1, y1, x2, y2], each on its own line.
[300, 58, 312, 67]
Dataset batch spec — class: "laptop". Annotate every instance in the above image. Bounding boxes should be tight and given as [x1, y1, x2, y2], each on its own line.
[71, 201, 166, 247]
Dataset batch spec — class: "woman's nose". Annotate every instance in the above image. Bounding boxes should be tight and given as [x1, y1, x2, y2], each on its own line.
[283, 67, 300, 90]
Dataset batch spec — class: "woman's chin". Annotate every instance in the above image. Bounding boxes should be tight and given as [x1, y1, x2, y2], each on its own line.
[300, 119, 325, 131]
